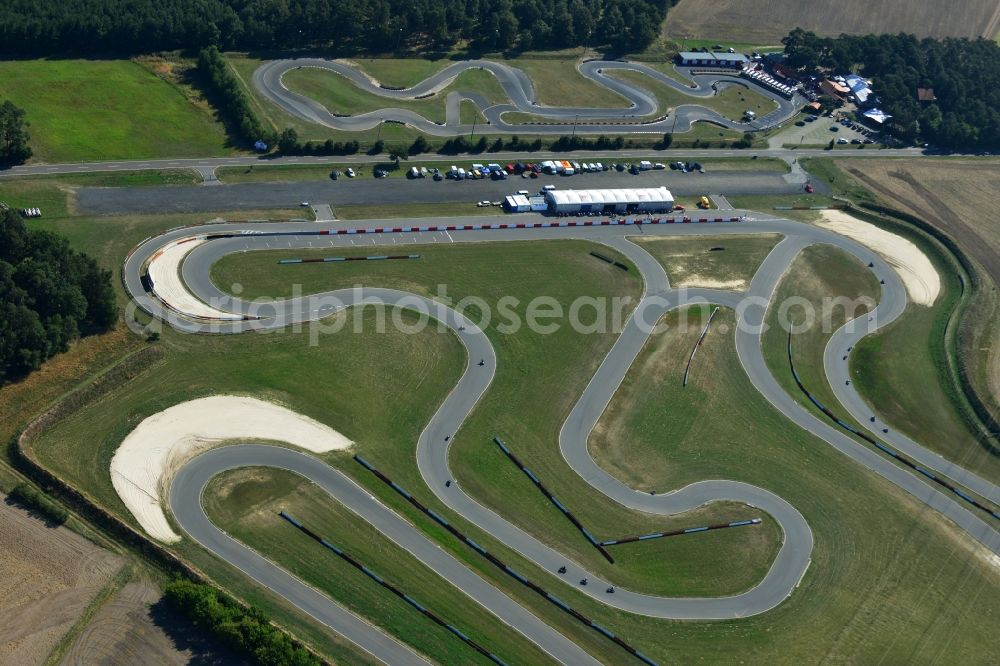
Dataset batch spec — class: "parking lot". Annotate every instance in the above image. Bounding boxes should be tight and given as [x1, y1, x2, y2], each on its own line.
[774, 113, 875, 147]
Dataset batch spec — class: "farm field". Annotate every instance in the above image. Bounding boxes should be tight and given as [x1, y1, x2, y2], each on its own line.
[0, 495, 123, 665]
[663, 0, 1000, 43]
[0, 59, 233, 163]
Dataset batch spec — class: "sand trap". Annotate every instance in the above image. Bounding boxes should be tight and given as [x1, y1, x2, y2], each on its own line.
[147, 238, 242, 320]
[110, 396, 352, 543]
[817, 210, 940, 306]
[674, 275, 746, 290]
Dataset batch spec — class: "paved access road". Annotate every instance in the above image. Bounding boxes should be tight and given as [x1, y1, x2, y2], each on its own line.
[253, 58, 802, 136]
[125, 215, 999, 663]
[75, 168, 800, 216]
[0, 146, 929, 180]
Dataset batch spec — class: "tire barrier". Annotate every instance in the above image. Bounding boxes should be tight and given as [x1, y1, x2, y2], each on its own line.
[613, 261, 629, 272]
[589, 251, 613, 264]
[600, 518, 762, 546]
[352, 455, 658, 666]
[787, 332, 1000, 523]
[222, 216, 745, 243]
[682, 306, 720, 387]
[492, 437, 615, 564]
[278, 512, 508, 666]
[278, 254, 421, 265]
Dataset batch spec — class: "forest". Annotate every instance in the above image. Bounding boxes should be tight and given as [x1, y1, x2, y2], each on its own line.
[0, 0, 671, 56]
[782, 29, 1000, 150]
[0, 209, 117, 383]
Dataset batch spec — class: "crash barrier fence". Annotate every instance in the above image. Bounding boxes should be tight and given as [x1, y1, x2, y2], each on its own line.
[787, 332, 1000, 523]
[278, 254, 421, 264]
[588, 251, 629, 272]
[493, 437, 615, 564]
[683, 305, 720, 387]
[200, 216, 744, 241]
[352, 455, 658, 666]
[278, 512, 507, 666]
[601, 519, 762, 546]
[494, 437, 764, 548]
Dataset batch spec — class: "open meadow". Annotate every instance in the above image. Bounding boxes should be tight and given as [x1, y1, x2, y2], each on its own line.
[0, 59, 233, 163]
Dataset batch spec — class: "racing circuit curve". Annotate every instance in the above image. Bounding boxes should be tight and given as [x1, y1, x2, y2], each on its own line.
[252, 58, 803, 136]
[124, 215, 1000, 664]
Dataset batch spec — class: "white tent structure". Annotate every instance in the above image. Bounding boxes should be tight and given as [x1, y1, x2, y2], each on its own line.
[544, 187, 674, 214]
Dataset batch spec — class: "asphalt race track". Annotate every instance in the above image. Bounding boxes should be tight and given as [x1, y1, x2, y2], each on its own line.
[124, 215, 1000, 664]
[253, 58, 803, 136]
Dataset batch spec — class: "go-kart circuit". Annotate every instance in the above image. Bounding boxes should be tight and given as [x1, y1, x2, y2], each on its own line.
[119, 213, 1000, 665]
[253, 58, 802, 135]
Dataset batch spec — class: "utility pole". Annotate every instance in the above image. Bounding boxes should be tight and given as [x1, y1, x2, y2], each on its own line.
[572, 114, 579, 137]
[471, 116, 477, 138]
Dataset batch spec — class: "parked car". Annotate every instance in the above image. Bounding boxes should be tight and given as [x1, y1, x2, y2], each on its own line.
[346, 168, 355, 177]
[477, 200, 491, 207]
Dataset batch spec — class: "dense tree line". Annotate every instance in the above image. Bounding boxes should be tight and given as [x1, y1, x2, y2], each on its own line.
[0, 0, 672, 56]
[164, 579, 320, 666]
[0, 100, 31, 164]
[198, 46, 275, 146]
[783, 29, 1000, 151]
[0, 209, 116, 383]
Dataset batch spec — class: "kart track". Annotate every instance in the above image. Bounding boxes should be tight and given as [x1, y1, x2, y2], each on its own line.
[253, 58, 802, 136]
[122, 214, 1000, 665]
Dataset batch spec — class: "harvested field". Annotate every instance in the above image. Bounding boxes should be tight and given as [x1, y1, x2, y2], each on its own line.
[0, 495, 123, 666]
[60, 579, 243, 666]
[838, 160, 1000, 288]
[663, 0, 1000, 43]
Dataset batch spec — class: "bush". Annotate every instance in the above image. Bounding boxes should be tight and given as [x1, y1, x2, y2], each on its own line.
[165, 579, 320, 666]
[9, 483, 69, 524]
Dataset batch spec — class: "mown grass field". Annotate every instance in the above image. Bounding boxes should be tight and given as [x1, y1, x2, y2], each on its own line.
[587, 302, 1000, 664]
[608, 69, 776, 121]
[34, 235, 786, 664]
[761, 243, 880, 426]
[10, 203, 1000, 664]
[663, 0, 1000, 43]
[0, 60, 233, 163]
[203, 467, 552, 665]
[632, 234, 782, 289]
[281, 66, 507, 124]
[229, 54, 763, 148]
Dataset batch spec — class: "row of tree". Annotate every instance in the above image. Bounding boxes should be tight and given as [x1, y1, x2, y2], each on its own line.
[0, 100, 31, 164]
[164, 578, 320, 666]
[198, 46, 275, 147]
[9, 483, 70, 524]
[0, 0, 671, 56]
[782, 29, 1000, 151]
[0, 209, 117, 383]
